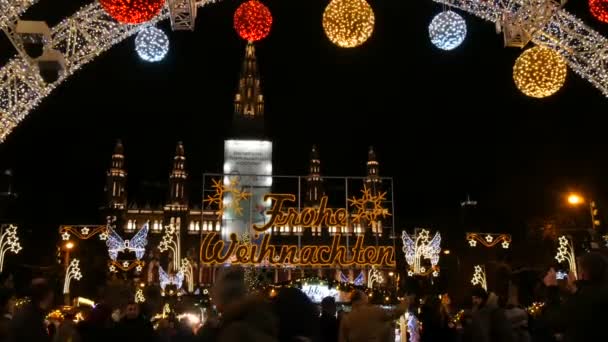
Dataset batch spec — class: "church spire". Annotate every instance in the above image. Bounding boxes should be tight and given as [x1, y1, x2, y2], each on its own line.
[234, 41, 264, 118]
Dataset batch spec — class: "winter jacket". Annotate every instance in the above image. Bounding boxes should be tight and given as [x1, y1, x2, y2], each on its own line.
[216, 294, 278, 342]
[541, 281, 608, 342]
[339, 303, 407, 342]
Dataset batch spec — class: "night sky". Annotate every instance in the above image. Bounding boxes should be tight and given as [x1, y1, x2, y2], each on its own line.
[1, 0, 608, 245]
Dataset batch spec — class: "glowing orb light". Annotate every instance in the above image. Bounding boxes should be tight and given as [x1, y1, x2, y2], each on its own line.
[135, 26, 169, 62]
[322, 0, 375, 48]
[234, 0, 273, 42]
[428, 11, 467, 51]
[589, 0, 608, 23]
[513, 46, 567, 98]
[100, 0, 165, 24]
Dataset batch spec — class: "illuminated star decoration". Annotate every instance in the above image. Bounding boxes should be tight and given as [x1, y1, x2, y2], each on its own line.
[63, 258, 82, 294]
[485, 235, 494, 243]
[62, 232, 71, 241]
[109, 264, 117, 272]
[471, 265, 487, 290]
[555, 235, 577, 278]
[136, 264, 143, 272]
[0, 225, 22, 272]
[204, 177, 252, 217]
[348, 186, 391, 223]
[401, 229, 441, 277]
[80, 227, 89, 236]
[99, 232, 108, 241]
[122, 261, 130, 268]
[469, 240, 477, 247]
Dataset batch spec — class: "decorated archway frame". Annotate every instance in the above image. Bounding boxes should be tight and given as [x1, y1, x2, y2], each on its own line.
[466, 233, 511, 248]
[1, 0, 608, 142]
[108, 259, 145, 273]
[59, 225, 108, 241]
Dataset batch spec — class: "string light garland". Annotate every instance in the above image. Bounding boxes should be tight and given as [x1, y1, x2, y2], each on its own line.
[513, 45, 567, 98]
[99, 0, 166, 24]
[135, 26, 169, 62]
[589, 0, 608, 23]
[233, 0, 273, 42]
[466, 233, 511, 248]
[429, 10, 467, 50]
[322, 0, 375, 48]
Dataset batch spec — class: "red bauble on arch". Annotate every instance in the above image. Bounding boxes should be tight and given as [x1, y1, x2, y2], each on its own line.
[590, 0, 608, 23]
[100, 0, 166, 24]
[234, 0, 273, 42]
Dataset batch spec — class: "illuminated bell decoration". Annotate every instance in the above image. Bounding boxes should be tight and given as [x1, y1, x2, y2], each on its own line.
[323, 0, 375, 48]
[589, 0, 608, 24]
[428, 11, 467, 51]
[513, 46, 567, 98]
[234, 0, 273, 42]
[100, 0, 165, 24]
[135, 26, 169, 62]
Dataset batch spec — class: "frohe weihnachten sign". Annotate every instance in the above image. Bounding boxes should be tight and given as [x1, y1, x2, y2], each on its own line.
[199, 193, 395, 267]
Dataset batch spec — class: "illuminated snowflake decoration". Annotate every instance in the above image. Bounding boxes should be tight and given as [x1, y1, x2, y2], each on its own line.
[0, 225, 22, 272]
[80, 227, 90, 236]
[204, 177, 252, 217]
[471, 264, 487, 290]
[555, 235, 577, 278]
[63, 258, 82, 294]
[349, 186, 391, 223]
[62, 232, 71, 241]
[135, 288, 146, 303]
[135, 26, 169, 62]
[402, 229, 441, 276]
[429, 10, 467, 51]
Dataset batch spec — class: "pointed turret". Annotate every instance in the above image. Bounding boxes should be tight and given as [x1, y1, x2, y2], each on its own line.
[105, 140, 127, 210]
[305, 145, 324, 206]
[231, 42, 265, 138]
[166, 141, 188, 210]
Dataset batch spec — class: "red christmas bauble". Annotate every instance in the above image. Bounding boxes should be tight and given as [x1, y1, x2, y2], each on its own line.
[590, 0, 608, 23]
[100, 0, 166, 24]
[234, 0, 273, 42]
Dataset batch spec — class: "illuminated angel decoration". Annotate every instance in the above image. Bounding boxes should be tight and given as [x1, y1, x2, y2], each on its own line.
[402, 229, 441, 276]
[353, 271, 365, 286]
[106, 223, 149, 261]
[159, 266, 184, 292]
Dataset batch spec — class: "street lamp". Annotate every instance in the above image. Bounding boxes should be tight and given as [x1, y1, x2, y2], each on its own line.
[565, 192, 601, 248]
[567, 193, 584, 206]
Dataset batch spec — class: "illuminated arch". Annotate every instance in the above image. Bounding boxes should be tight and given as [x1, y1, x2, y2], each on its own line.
[0, 0, 607, 142]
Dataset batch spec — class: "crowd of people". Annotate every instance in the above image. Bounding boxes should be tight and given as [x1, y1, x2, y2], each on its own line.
[0, 251, 606, 342]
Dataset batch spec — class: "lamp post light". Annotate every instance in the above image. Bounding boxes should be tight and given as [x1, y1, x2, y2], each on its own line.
[566, 192, 601, 249]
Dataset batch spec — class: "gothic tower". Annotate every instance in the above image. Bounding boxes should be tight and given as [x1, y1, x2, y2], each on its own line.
[105, 140, 127, 212]
[166, 141, 188, 212]
[305, 145, 324, 206]
[365, 146, 381, 193]
[232, 41, 265, 138]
